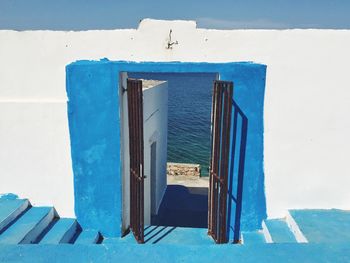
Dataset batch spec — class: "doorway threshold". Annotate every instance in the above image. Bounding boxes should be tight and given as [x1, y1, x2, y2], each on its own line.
[105, 226, 214, 245]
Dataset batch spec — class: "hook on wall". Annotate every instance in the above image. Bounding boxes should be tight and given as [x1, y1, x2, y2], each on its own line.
[166, 29, 179, 49]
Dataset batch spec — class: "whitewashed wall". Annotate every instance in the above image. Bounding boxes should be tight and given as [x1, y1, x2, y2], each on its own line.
[0, 19, 350, 218]
[143, 80, 168, 225]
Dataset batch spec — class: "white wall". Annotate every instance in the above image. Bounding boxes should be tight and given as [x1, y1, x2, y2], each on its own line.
[0, 101, 73, 215]
[1, 19, 350, 218]
[143, 80, 168, 224]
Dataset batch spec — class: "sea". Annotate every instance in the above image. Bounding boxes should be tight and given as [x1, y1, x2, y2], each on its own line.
[129, 72, 217, 176]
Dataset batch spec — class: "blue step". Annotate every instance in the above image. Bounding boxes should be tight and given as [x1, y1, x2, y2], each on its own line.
[75, 230, 101, 244]
[289, 209, 350, 243]
[40, 218, 79, 244]
[242, 231, 266, 244]
[0, 199, 30, 232]
[0, 207, 56, 244]
[264, 219, 297, 243]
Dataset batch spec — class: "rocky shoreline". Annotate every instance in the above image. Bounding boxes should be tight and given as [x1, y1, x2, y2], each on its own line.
[167, 162, 201, 177]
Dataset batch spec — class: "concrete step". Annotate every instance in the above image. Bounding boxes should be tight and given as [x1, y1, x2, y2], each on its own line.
[75, 229, 101, 244]
[241, 231, 266, 244]
[0, 206, 56, 244]
[0, 198, 30, 233]
[288, 209, 350, 243]
[40, 218, 80, 244]
[262, 219, 297, 243]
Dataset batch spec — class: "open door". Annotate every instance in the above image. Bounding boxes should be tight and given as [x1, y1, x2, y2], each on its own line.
[127, 78, 145, 244]
[208, 80, 233, 244]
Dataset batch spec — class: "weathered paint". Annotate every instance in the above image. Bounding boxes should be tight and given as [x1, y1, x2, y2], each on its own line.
[66, 62, 120, 237]
[66, 60, 266, 237]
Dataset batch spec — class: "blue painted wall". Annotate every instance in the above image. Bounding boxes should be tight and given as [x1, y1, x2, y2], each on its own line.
[66, 60, 267, 238]
[66, 61, 121, 237]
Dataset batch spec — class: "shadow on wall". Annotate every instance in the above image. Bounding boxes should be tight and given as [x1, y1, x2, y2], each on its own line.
[153, 185, 208, 228]
[227, 100, 248, 242]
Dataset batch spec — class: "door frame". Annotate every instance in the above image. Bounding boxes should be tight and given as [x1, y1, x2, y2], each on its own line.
[127, 78, 145, 243]
[114, 62, 266, 239]
[208, 80, 233, 244]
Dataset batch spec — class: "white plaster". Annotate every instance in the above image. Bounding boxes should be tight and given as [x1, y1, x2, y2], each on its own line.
[1, 19, 350, 219]
[0, 102, 73, 216]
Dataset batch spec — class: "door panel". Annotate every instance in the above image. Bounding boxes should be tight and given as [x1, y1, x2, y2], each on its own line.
[208, 80, 233, 244]
[127, 78, 145, 244]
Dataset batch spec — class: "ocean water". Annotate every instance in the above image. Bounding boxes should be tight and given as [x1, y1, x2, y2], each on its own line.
[129, 72, 217, 176]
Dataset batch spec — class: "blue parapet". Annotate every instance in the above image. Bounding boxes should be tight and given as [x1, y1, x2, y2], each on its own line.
[40, 218, 79, 244]
[66, 60, 267, 238]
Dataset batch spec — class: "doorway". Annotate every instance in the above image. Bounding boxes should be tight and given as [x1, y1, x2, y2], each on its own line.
[67, 60, 266, 241]
[125, 74, 237, 244]
[128, 72, 216, 232]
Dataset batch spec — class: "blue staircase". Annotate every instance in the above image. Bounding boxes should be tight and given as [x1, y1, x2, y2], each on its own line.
[2, 196, 350, 246]
[0, 198, 102, 244]
[239, 209, 350, 245]
[2, 195, 350, 248]
[40, 218, 79, 244]
[1, 196, 350, 262]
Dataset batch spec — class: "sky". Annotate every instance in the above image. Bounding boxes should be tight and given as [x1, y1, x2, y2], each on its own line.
[0, 0, 350, 30]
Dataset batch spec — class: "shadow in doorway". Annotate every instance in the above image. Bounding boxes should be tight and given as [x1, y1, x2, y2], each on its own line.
[152, 185, 208, 228]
